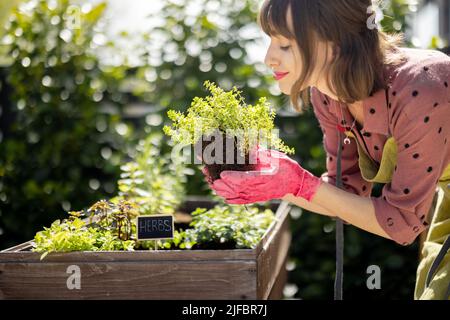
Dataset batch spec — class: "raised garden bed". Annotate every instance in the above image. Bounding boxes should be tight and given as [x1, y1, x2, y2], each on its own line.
[0, 197, 292, 300]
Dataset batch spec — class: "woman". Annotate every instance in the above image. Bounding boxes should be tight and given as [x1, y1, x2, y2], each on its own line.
[204, 0, 450, 299]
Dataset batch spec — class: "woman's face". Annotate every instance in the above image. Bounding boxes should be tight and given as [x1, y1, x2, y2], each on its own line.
[264, 34, 301, 95]
[263, 7, 334, 96]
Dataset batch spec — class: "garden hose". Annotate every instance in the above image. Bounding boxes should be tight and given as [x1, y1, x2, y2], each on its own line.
[334, 131, 345, 300]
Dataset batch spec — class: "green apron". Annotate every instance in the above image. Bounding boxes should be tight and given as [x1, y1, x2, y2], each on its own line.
[344, 130, 450, 300]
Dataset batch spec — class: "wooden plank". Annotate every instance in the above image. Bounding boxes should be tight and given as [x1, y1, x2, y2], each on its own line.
[254, 200, 290, 257]
[0, 261, 257, 300]
[0, 249, 259, 263]
[267, 255, 288, 300]
[0, 241, 34, 253]
[256, 201, 292, 299]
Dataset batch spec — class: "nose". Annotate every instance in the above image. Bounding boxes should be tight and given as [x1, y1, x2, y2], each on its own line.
[264, 46, 279, 70]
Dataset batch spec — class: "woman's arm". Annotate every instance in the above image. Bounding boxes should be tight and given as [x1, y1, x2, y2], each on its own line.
[282, 193, 336, 218]
[284, 181, 392, 240]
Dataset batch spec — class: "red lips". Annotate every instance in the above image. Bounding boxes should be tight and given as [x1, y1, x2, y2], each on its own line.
[274, 71, 289, 80]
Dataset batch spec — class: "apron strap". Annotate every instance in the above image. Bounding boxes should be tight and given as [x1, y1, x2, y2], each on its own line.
[425, 235, 450, 297]
[334, 131, 345, 300]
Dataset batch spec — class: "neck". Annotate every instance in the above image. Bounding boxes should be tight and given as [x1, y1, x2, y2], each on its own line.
[313, 83, 364, 110]
[314, 83, 339, 101]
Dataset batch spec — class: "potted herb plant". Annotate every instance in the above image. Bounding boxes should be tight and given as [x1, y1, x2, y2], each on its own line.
[163, 81, 294, 181]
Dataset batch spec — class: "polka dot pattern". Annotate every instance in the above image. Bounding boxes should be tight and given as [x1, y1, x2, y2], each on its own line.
[387, 218, 394, 227]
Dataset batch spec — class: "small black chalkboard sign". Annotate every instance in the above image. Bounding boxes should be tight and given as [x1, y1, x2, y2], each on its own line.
[136, 214, 174, 240]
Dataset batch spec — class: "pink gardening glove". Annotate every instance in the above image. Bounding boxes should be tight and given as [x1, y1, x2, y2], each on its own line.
[208, 148, 322, 204]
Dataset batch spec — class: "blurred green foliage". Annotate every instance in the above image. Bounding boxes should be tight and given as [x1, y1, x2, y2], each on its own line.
[0, 0, 428, 300]
[379, 0, 412, 37]
[0, 0, 134, 249]
[113, 132, 189, 216]
[135, 0, 282, 107]
[0, 1, 22, 37]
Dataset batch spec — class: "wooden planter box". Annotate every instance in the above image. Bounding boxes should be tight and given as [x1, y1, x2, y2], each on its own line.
[0, 198, 292, 300]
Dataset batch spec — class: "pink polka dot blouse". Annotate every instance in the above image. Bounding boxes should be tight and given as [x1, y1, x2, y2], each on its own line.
[310, 47, 450, 245]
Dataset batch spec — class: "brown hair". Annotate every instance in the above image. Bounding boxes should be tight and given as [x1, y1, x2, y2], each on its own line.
[258, 0, 406, 112]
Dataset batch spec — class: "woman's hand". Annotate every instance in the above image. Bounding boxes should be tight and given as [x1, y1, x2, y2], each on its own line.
[203, 148, 322, 204]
